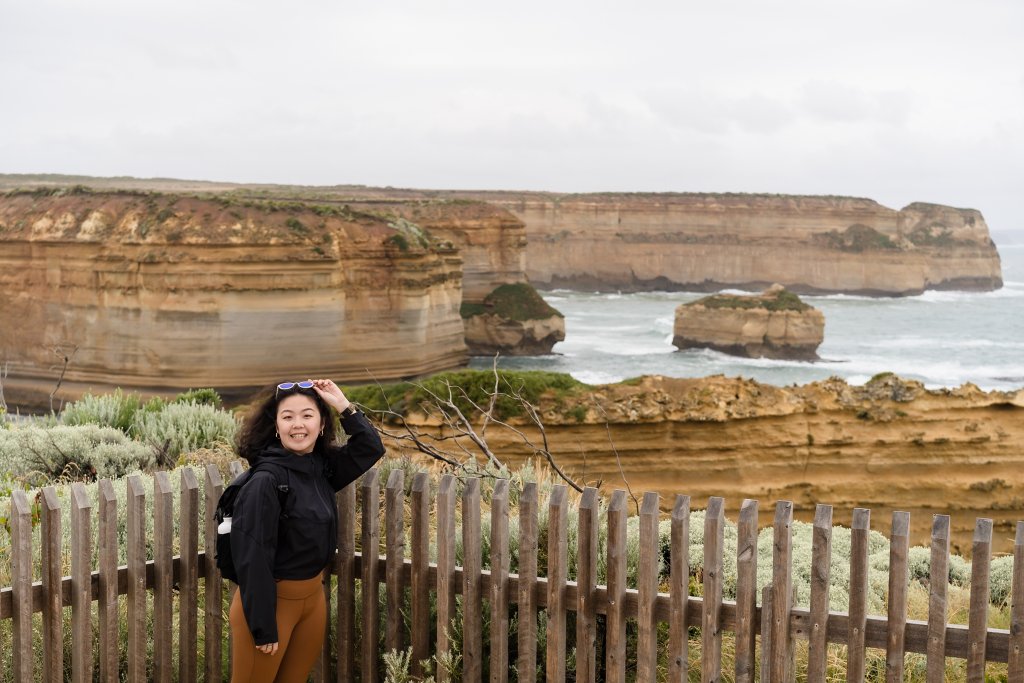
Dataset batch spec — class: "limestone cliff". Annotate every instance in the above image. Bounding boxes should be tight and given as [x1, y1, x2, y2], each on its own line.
[344, 200, 565, 355]
[2, 179, 1002, 296]
[384, 373, 1024, 554]
[673, 285, 824, 360]
[477, 193, 1003, 296]
[0, 188, 468, 407]
[345, 200, 528, 301]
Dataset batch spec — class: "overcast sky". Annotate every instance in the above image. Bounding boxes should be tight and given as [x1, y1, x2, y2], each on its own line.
[2, 0, 1022, 233]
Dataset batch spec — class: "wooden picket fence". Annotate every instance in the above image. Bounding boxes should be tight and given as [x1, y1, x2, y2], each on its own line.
[2, 462, 1024, 682]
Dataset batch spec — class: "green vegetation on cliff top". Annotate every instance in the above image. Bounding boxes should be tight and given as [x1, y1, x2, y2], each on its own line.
[689, 288, 811, 312]
[343, 369, 586, 420]
[460, 283, 564, 321]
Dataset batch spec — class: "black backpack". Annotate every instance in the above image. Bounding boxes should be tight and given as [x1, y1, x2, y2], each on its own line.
[214, 462, 290, 583]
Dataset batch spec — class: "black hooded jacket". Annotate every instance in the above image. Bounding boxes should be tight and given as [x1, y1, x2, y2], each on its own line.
[231, 410, 385, 645]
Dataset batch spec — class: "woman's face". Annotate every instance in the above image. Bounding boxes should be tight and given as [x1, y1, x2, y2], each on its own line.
[276, 393, 323, 455]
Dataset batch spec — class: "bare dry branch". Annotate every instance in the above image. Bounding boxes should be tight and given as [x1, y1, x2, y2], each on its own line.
[591, 399, 639, 514]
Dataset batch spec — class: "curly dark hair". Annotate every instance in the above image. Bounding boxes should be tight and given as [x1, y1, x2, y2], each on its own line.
[237, 384, 338, 463]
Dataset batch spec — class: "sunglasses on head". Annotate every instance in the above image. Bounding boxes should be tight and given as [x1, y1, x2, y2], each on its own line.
[276, 380, 314, 398]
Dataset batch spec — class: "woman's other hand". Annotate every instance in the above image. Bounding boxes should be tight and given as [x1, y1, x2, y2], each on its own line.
[257, 642, 279, 656]
[311, 378, 351, 413]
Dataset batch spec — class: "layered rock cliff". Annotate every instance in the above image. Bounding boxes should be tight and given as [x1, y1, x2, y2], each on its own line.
[384, 373, 1024, 554]
[479, 193, 1003, 296]
[2, 179, 1002, 297]
[344, 200, 565, 355]
[673, 285, 824, 360]
[0, 188, 468, 407]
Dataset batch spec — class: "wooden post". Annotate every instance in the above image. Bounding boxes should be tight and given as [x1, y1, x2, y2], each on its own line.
[926, 515, 950, 683]
[770, 501, 794, 683]
[71, 483, 94, 683]
[1010, 521, 1024, 683]
[518, 482, 539, 683]
[807, 504, 833, 683]
[41, 486, 63, 683]
[127, 475, 147, 682]
[98, 478, 119, 683]
[886, 511, 910, 683]
[576, 486, 599, 683]
[702, 496, 725, 683]
[638, 491, 661, 682]
[546, 485, 569, 683]
[760, 586, 773, 683]
[605, 490, 628, 683]
[153, 471, 174, 683]
[385, 468, 406, 655]
[180, 468, 200, 683]
[361, 468, 381, 683]
[336, 483, 357, 683]
[410, 472, 431, 678]
[847, 508, 871, 683]
[966, 518, 993, 683]
[203, 465, 224, 683]
[463, 477, 483, 682]
[735, 499, 758, 683]
[490, 479, 511, 683]
[11, 490, 33, 682]
[436, 474, 457, 683]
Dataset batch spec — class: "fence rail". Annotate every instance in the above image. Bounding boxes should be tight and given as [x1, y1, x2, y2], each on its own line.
[2, 463, 1023, 682]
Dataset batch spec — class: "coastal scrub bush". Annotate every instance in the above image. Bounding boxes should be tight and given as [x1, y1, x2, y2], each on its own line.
[0, 424, 155, 483]
[344, 370, 587, 421]
[62, 388, 142, 432]
[173, 387, 222, 408]
[459, 283, 564, 321]
[133, 401, 237, 466]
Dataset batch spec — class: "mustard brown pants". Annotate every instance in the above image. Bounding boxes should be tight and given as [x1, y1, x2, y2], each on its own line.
[230, 575, 326, 683]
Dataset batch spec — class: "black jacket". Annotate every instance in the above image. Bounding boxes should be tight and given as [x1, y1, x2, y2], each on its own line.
[231, 410, 385, 644]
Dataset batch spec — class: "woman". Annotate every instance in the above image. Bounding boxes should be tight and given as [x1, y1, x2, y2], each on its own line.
[229, 378, 385, 683]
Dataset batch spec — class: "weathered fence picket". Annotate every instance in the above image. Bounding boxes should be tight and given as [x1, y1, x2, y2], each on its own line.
[4, 463, 1024, 682]
[927, 514, 950, 683]
[967, 518, 993, 682]
[638, 491, 661, 682]
[517, 482, 539, 683]
[670, 494, 692, 682]
[807, 504, 833, 683]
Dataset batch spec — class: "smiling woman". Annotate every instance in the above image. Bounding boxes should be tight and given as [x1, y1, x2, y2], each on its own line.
[228, 378, 385, 682]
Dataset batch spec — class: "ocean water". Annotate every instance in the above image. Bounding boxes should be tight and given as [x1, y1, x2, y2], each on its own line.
[471, 242, 1024, 392]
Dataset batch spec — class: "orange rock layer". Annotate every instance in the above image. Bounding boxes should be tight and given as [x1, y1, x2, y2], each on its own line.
[390, 375, 1024, 554]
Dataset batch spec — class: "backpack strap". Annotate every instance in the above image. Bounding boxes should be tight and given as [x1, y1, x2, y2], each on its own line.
[248, 461, 291, 518]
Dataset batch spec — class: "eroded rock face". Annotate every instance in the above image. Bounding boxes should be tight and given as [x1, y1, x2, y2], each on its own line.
[391, 374, 1024, 553]
[0, 190, 468, 407]
[347, 201, 565, 355]
[462, 314, 565, 355]
[483, 193, 1003, 295]
[460, 283, 565, 355]
[672, 286, 824, 360]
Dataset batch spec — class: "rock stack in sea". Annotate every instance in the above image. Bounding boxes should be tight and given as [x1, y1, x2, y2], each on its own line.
[460, 283, 565, 355]
[672, 284, 824, 360]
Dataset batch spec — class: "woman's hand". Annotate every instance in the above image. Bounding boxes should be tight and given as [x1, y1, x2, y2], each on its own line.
[311, 378, 351, 414]
[257, 642, 279, 656]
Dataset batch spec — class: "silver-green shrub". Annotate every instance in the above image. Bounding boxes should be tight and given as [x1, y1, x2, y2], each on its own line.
[132, 400, 237, 464]
[61, 389, 142, 432]
[0, 423, 155, 482]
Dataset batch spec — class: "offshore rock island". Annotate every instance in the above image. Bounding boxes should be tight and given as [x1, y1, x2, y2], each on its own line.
[673, 285, 825, 360]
